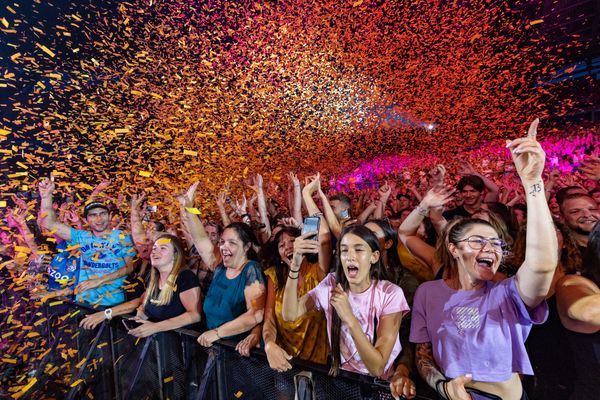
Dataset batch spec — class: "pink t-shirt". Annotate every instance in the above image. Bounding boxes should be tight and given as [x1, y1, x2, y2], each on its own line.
[308, 273, 410, 379]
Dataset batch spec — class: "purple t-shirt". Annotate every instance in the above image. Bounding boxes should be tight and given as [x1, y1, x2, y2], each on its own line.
[308, 273, 410, 379]
[410, 277, 548, 382]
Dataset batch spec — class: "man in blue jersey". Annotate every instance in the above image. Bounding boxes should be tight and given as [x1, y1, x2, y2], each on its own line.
[39, 175, 136, 307]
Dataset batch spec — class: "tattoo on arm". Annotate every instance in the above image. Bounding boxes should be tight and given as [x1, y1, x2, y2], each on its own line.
[528, 182, 542, 197]
[416, 343, 446, 390]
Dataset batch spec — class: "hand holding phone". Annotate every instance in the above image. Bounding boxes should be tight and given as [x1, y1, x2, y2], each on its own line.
[122, 318, 143, 331]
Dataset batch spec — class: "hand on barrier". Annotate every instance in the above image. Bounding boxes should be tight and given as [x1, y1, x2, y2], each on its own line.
[389, 372, 416, 399]
[127, 319, 159, 338]
[80, 312, 106, 330]
[265, 341, 293, 372]
[236, 331, 260, 357]
[197, 329, 219, 347]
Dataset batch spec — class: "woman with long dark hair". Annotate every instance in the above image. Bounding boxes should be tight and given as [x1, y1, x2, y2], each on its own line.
[282, 225, 410, 384]
[261, 226, 330, 371]
[196, 222, 266, 353]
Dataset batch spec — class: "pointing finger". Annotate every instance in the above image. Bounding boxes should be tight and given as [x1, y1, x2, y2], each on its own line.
[527, 118, 539, 140]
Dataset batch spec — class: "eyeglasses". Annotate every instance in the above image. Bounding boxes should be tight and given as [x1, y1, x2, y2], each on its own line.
[455, 235, 506, 252]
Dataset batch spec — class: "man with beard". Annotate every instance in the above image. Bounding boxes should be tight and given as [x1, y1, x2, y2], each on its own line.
[39, 176, 136, 307]
[559, 193, 599, 254]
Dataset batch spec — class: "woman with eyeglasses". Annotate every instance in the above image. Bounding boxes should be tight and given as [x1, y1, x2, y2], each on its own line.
[407, 120, 558, 400]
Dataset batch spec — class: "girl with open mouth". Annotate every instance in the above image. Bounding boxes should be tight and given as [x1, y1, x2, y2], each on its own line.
[282, 224, 411, 396]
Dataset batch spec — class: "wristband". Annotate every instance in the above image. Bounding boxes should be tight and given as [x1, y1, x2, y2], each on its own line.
[104, 308, 113, 320]
[214, 328, 222, 340]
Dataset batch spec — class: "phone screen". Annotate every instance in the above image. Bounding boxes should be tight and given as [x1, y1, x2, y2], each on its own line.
[122, 319, 143, 331]
[302, 217, 320, 240]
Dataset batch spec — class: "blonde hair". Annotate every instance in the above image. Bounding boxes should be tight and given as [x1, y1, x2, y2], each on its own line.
[143, 234, 186, 307]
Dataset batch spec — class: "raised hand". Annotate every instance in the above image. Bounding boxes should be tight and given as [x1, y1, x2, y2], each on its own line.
[177, 182, 200, 208]
[235, 195, 248, 214]
[131, 193, 147, 211]
[420, 185, 455, 209]
[246, 173, 264, 193]
[291, 232, 320, 268]
[288, 172, 300, 188]
[38, 174, 55, 199]
[429, 164, 446, 188]
[378, 181, 392, 203]
[303, 173, 321, 195]
[216, 190, 228, 208]
[457, 161, 476, 176]
[580, 155, 600, 180]
[506, 119, 546, 185]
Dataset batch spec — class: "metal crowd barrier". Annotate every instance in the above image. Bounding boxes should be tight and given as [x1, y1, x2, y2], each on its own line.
[1, 300, 438, 400]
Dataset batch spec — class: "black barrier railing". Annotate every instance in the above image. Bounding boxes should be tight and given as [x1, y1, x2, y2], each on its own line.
[2, 299, 438, 400]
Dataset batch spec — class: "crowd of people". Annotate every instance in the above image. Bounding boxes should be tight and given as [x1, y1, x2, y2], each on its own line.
[1, 120, 599, 400]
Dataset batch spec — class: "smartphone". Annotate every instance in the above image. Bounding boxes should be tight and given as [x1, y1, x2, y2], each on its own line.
[302, 216, 320, 241]
[122, 318, 143, 331]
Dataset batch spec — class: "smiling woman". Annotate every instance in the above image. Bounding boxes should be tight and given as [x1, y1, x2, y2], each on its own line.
[79, 234, 202, 336]
[197, 222, 267, 356]
[409, 119, 559, 400]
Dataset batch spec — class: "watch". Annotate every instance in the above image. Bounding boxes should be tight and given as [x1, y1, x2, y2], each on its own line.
[104, 308, 113, 320]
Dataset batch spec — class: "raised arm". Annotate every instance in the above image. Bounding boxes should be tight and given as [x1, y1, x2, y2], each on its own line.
[398, 185, 455, 275]
[38, 175, 72, 241]
[247, 174, 272, 243]
[318, 188, 344, 240]
[374, 182, 392, 219]
[357, 201, 378, 224]
[6, 207, 39, 255]
[510, 119, 558, 308]
[178, 182, 218, 270]
[288, 172, 303, 223]
[281, 233, 319, 322]
[216, 190, 232, 227]
[130, 193, 152, 254]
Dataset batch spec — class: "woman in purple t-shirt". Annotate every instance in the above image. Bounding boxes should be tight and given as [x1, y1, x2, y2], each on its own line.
[409, 120, 558, 400]
[282, 225, 411, 392]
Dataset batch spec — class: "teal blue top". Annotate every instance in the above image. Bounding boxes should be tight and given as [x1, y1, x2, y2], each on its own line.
[203, 260, 265, 341]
